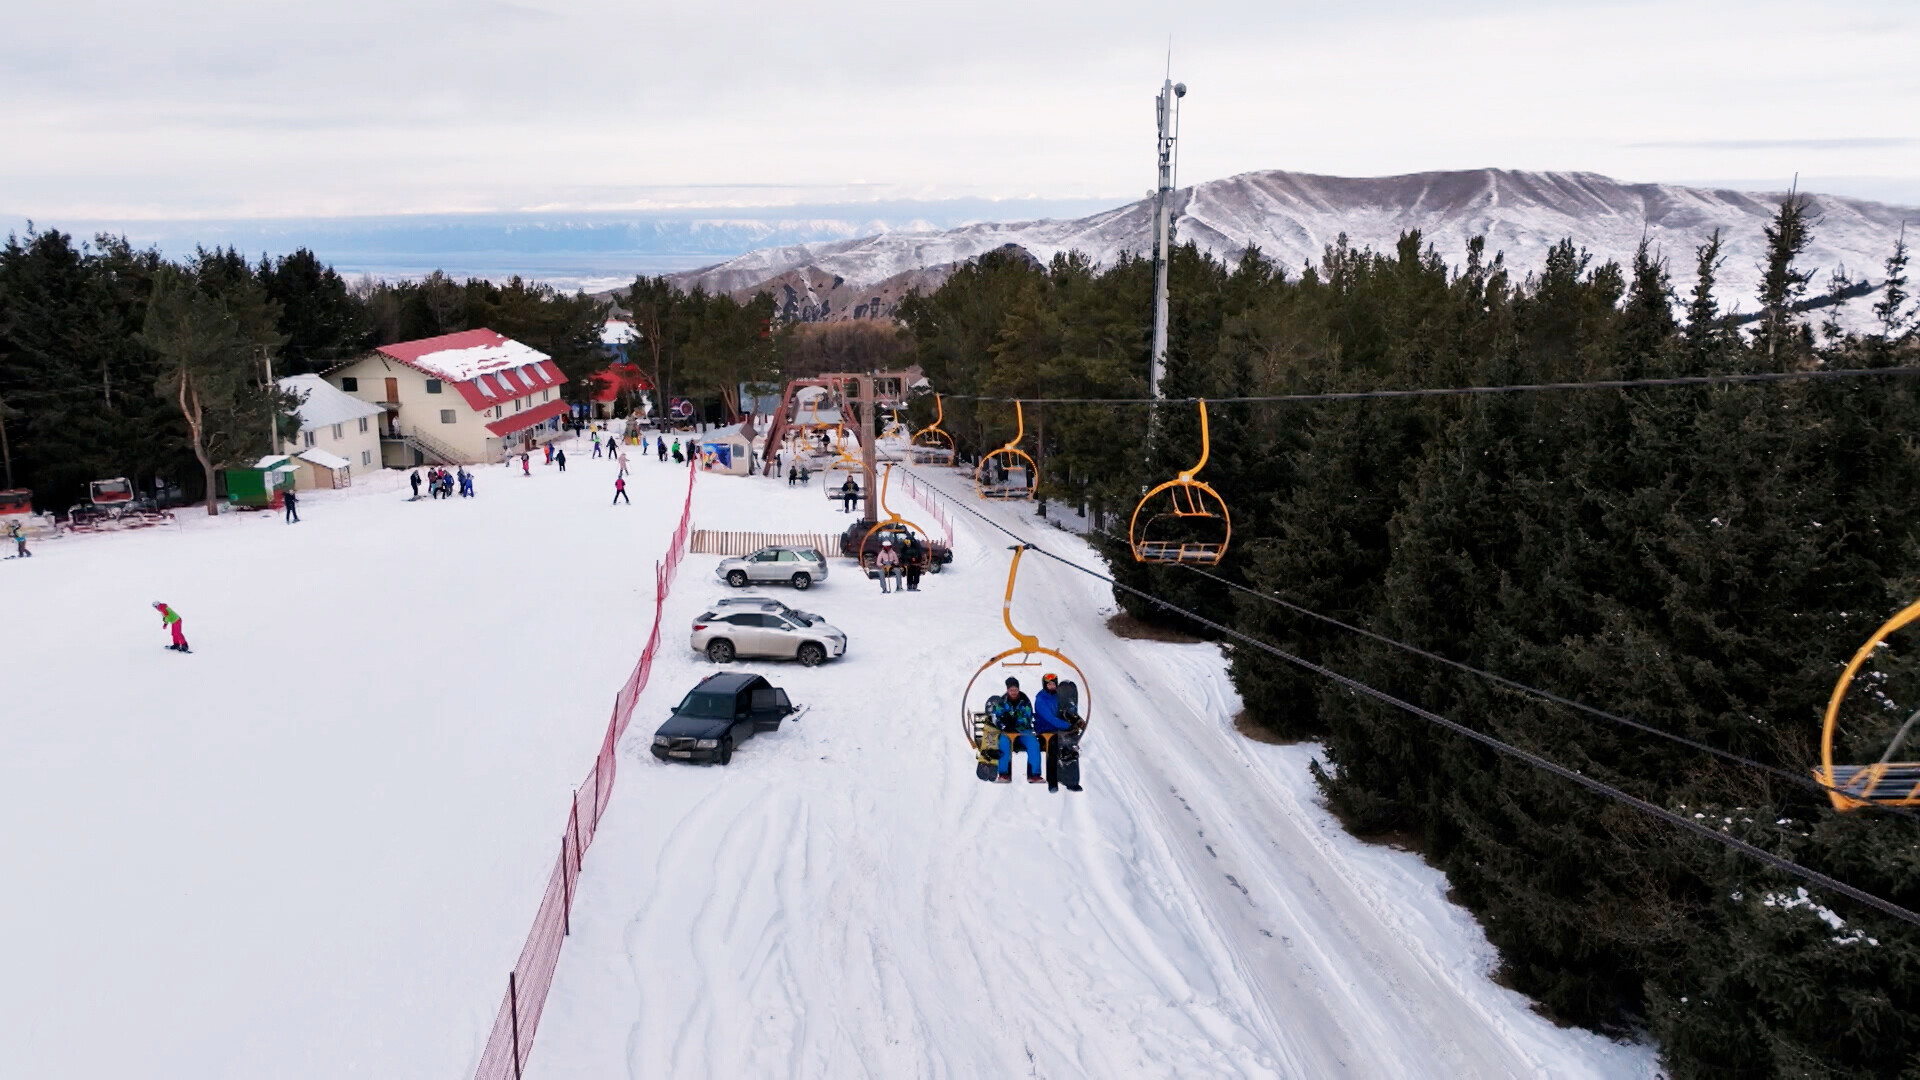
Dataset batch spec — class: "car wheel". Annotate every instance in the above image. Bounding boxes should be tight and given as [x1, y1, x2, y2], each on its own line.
[706, 640, 736, 663]
[727, 570, 748, 588]
[930, 561, 944, 574]
[718, 737, 733, 765]
[797, 642, 826, 667]
[791, 572, 811, 590]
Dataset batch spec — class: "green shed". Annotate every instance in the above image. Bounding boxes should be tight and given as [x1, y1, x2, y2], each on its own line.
[222, 455, 300, 508]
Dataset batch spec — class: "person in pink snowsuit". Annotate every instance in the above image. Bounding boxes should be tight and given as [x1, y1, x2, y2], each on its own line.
[153, 602, 188, 651]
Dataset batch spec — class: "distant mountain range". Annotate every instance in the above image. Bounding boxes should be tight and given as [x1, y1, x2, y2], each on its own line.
[667, 170, 1919, 324]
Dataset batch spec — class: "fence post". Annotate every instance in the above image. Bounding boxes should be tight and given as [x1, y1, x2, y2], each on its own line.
[560, 834, 572, 937]
[508, 971, 523, 1080]
[570, 790, 584, 869]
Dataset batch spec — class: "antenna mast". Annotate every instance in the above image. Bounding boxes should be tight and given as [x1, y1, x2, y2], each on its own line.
[1149, 71, 1186, 402]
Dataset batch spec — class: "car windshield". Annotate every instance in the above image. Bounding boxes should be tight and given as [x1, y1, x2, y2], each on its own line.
[675, 690, 737, 718]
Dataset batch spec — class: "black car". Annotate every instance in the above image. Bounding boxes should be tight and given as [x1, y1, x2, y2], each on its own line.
[650, 672, 799, 765]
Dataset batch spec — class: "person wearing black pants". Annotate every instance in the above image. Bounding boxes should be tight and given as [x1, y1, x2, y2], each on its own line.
[284, 488, 300, 523]
[612, 476, 629, 505]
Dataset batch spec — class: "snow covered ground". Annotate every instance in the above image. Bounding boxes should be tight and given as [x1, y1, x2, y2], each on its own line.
[0, 440, 690, 1079]
[531, 465, 1662, 1078]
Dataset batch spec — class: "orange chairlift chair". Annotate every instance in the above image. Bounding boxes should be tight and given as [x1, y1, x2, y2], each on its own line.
[910, 393, 957, 466]
[1128, 399, 1231, 566]
[961, 544, 1091, 778]
[1819, 598, 1920, 810]
[974, 401, 1038, 500]
[856, 462, 935, 575]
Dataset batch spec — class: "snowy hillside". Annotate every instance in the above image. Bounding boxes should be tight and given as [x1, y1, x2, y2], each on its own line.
[671, 169, 1918, 323]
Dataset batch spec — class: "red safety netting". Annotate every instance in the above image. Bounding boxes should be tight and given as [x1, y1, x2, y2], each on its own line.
[901, 469, 954, 548]
[473, 454, 697, 1080]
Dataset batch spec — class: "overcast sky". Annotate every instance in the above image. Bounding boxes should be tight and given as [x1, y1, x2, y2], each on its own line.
[2, 0, 1916, 221]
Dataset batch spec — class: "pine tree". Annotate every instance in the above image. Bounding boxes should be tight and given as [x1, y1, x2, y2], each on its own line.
[1872, 224, 1911, 346]
[140, 264, 292, 515]
[1754, 190, 1816, 363]
[1683, 229, 1727, 367]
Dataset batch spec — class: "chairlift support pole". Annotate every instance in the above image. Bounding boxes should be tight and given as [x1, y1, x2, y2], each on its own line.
[1149, 75, 1185, 405]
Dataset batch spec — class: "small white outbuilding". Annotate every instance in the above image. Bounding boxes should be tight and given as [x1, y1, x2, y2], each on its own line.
[280, 374, 385, 487]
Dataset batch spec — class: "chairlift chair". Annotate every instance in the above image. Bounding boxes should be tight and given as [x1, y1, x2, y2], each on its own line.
[1819, 599, 1920, 810]
[910, 394, 957, 466]
[974, 401, 1039, 500]
[856, 463, 935, 574]
[960, 544, 1091, 774]
[1128, 400, 1232, 566]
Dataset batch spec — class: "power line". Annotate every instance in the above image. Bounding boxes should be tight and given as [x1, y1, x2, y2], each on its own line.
[1128, 549, 1920, 827]
[905, 467, 1920, 930]
[931, 366, 1920, 407]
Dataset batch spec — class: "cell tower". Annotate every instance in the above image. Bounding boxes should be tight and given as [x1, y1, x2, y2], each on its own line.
[1149, 73, 1186, 402]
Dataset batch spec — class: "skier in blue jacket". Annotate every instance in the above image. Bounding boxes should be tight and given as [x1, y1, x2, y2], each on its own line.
[991, 677, 1044, 784]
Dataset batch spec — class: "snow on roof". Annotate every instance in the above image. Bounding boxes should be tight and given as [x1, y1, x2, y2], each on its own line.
[297, 447, 351, 470]
[280, 374, 384, 430]
[601, 319, 638, 346]
[253, 455, 298, 471]
[375, 329, 552, 383]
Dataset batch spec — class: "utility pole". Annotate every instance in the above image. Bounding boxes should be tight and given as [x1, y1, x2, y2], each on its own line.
[1149, 74, 1186, 403]
[262, 347, 277, 455]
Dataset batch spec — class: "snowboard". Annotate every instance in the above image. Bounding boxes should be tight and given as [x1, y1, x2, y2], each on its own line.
[1046, 681, 1083, 792]
[163, 645, 192, 654]
[974, 694, 1005, 781]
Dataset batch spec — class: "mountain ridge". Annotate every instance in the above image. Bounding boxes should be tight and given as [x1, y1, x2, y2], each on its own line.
[666, 168, 1918, 323]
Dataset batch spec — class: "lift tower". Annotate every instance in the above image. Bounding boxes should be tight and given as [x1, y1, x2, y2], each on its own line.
[1149, 76, 1186, 402]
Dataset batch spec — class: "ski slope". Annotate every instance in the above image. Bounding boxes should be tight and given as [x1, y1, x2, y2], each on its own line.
[0, 440, 690, 1079]
[531, 466, 1660, 1078]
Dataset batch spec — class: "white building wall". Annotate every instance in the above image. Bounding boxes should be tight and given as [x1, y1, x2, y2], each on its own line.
[280, 415, 386, 487]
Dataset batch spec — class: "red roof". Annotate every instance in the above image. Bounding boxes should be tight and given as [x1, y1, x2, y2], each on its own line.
[372, 329, 567, 414]
[486, 398, 571, 437]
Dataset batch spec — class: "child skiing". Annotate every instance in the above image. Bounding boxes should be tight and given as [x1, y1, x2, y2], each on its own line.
[153, 602, 189, 652]
[7, 521, 29, 558]
[612, 476, 629, 505]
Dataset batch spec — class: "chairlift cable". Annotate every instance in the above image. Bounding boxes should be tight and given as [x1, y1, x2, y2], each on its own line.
[902, 465, 1920, 930]
[927, 366, 1920, 407]
[1143, 550, 1920, 827]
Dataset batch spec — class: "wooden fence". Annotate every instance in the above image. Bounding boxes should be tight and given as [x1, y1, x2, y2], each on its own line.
[690, 529, 843, 557]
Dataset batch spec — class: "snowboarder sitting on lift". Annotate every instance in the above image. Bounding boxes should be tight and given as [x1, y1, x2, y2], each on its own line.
[1034, 673, 1083, 792]
[991, 677, 1044, 784]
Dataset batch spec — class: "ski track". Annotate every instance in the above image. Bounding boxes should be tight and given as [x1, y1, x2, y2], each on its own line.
[531, 463, 1656, 1079]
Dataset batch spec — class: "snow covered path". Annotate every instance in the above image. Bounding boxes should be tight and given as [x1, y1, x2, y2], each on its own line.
[532, 466, 1657, 1078]
[0, 441, 688, 1079]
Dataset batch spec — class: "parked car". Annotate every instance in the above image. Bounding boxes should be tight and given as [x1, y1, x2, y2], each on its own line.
[651, 672, 800, 765]
[839, 520, 951, 572]
[692, 601, 847, 665]
[716, 546, 829, 590]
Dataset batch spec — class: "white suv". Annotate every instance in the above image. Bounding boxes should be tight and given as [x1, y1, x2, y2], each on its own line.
[691, 601, 847, 666]
[714, 546, 829, 590]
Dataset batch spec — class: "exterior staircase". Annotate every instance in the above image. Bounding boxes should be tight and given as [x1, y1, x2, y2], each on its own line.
[386, 428, 465, 465]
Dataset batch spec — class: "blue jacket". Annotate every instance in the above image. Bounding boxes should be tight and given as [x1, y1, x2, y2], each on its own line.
[1033, 688, 1071, 733]
[992, 695, 1035, 733]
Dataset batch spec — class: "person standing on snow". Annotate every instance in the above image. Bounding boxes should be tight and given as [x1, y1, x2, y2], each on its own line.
[612, 476, 629, 505]
[990, 677, 1043, 783]
[617, 451, 628, 478]
[657, 437, 667, 462]
[544, 442, 554, 465]
[556, 448, 567, 472]
[8, 521, 30, 558]
[521, 452, 531, 476]
[283, 487, 300, 523]
[591, 431, 602, 458]
[409, 470, 422, 499]
[787, 464, 798, 487]
[153, 601, 189, 652]
[671, 439, 685, 464]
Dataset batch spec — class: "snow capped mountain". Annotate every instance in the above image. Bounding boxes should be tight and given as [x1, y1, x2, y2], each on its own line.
[671, 169, 1918, 323]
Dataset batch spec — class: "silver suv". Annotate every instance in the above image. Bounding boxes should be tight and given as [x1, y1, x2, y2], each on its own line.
[715, 546, 829, 590]
[691, 602, 847, 665]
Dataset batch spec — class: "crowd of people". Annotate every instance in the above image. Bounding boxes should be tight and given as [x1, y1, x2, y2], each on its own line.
[409, 465, 473, 500]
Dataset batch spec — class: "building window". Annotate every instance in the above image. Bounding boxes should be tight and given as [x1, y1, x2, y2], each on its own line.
[303, 430, 316, 447]
[440, 409, 456, 424]
[542, 389, 550, 402]
[425, 379, 443, 394]
[358, 417, 369, 433]
[362, 449, 372, 466]
[341, 377, 358, 391]
[331, 423, 344, 440]
[515, 398, 523, 412]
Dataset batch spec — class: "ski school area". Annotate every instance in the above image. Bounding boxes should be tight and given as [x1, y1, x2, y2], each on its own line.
[0, 427, 1658, 1079]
